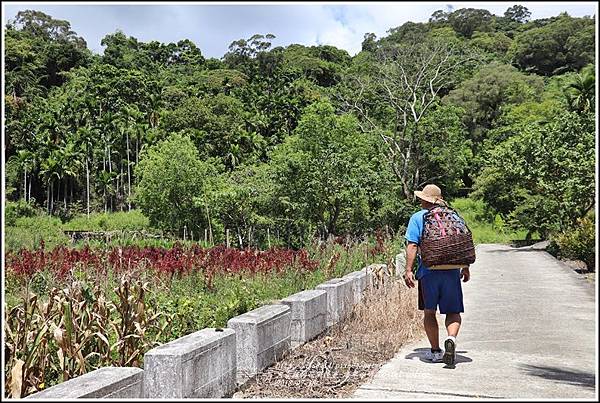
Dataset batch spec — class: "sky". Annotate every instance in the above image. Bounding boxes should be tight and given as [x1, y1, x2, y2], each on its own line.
[2, 1, 598, 58]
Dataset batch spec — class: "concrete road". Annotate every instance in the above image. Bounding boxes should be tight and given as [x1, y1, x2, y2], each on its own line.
[353, 244, 597, 400]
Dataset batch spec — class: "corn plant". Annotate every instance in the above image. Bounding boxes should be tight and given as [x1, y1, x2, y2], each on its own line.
[111, 276, 172, 367]
[4, 276, 173, 398]
[49, 281, 114, 383]
[4, 289, 57, 398]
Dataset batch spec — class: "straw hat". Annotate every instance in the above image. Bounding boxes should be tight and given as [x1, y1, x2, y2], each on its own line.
[414, 184, 446, 205]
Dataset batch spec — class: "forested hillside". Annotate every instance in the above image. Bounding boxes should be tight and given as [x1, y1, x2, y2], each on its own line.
[2, 6, 596, 397]
[4, 6, 596, 254]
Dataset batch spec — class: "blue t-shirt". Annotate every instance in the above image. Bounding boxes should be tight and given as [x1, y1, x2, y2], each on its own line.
[404, 209, 462, 279]
[404, 209, 431, 279]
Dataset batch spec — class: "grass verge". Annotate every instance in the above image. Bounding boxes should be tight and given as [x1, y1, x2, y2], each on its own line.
[236, 279, 424, 398]
[451, 197, 528, 244]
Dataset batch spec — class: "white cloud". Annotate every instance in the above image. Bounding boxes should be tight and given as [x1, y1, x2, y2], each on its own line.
[2, 2, 597, 58]
[315, 3, 443, 54]
[310, 2, 597, 56]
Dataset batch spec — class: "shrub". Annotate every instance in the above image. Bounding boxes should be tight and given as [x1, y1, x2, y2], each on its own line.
[53, 200, 86, 223]
[133, 133, 220, 235]
[551, 215, 595, 271]
[5, 199, 40, 226]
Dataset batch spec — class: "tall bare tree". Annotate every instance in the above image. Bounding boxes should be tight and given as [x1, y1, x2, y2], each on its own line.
[339, 37, 480, 199]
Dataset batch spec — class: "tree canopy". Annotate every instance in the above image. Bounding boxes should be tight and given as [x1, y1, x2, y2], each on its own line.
[4, 5, 596, 246]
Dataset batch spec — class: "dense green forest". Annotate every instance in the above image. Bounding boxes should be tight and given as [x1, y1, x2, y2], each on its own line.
[4, 6, 596, 257]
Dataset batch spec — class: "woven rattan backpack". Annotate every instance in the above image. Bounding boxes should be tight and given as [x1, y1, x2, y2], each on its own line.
[420, 205, 476, 269]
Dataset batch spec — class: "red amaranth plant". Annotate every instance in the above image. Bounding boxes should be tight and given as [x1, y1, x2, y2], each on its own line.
[5, 243, 321, 281]
[368, 228, 388, 259]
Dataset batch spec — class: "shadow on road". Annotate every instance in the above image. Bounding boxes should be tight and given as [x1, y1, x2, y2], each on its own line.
[405, 348, 473, 366]
[519, 364, 596, 389]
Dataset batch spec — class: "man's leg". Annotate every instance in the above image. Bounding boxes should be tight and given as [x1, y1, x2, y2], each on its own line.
[443, 316, 460, 366]
[419, 274, 443, 361]
[439, 270, 464, 366]
[445, 313, 461, 337]
[424, 309, 440, 350]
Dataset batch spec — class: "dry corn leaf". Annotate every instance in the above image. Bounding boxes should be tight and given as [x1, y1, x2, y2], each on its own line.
[57, 348, 64, 371]
[53, 326, 64, 348]
[124, 349, 142, 366]
[10, 358, 25, 398]
[76, 350, 86, 374]
[94, 331, 110, 349]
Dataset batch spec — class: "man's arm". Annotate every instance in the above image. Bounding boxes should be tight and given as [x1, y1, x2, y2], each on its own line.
[403, 242, 418, 288]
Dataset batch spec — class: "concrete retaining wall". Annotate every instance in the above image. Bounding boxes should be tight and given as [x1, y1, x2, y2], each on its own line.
[395, 252, 406, 277]
[25, 367, 143, 399]
[143, 328, 236, 398]
[281, 289, 327, 347]
[316, 277, 354, 326]
[227, 304, 291, 383]
[343, 270, 369, 305]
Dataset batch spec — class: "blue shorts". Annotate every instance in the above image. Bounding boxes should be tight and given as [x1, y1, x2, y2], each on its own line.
[418, 269, 464, 314]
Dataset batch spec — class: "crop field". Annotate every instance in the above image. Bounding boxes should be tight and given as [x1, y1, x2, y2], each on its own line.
[4, 234, 396, 398]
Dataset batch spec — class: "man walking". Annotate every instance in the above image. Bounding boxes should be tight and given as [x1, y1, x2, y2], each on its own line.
[402, 184, 470, 366]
